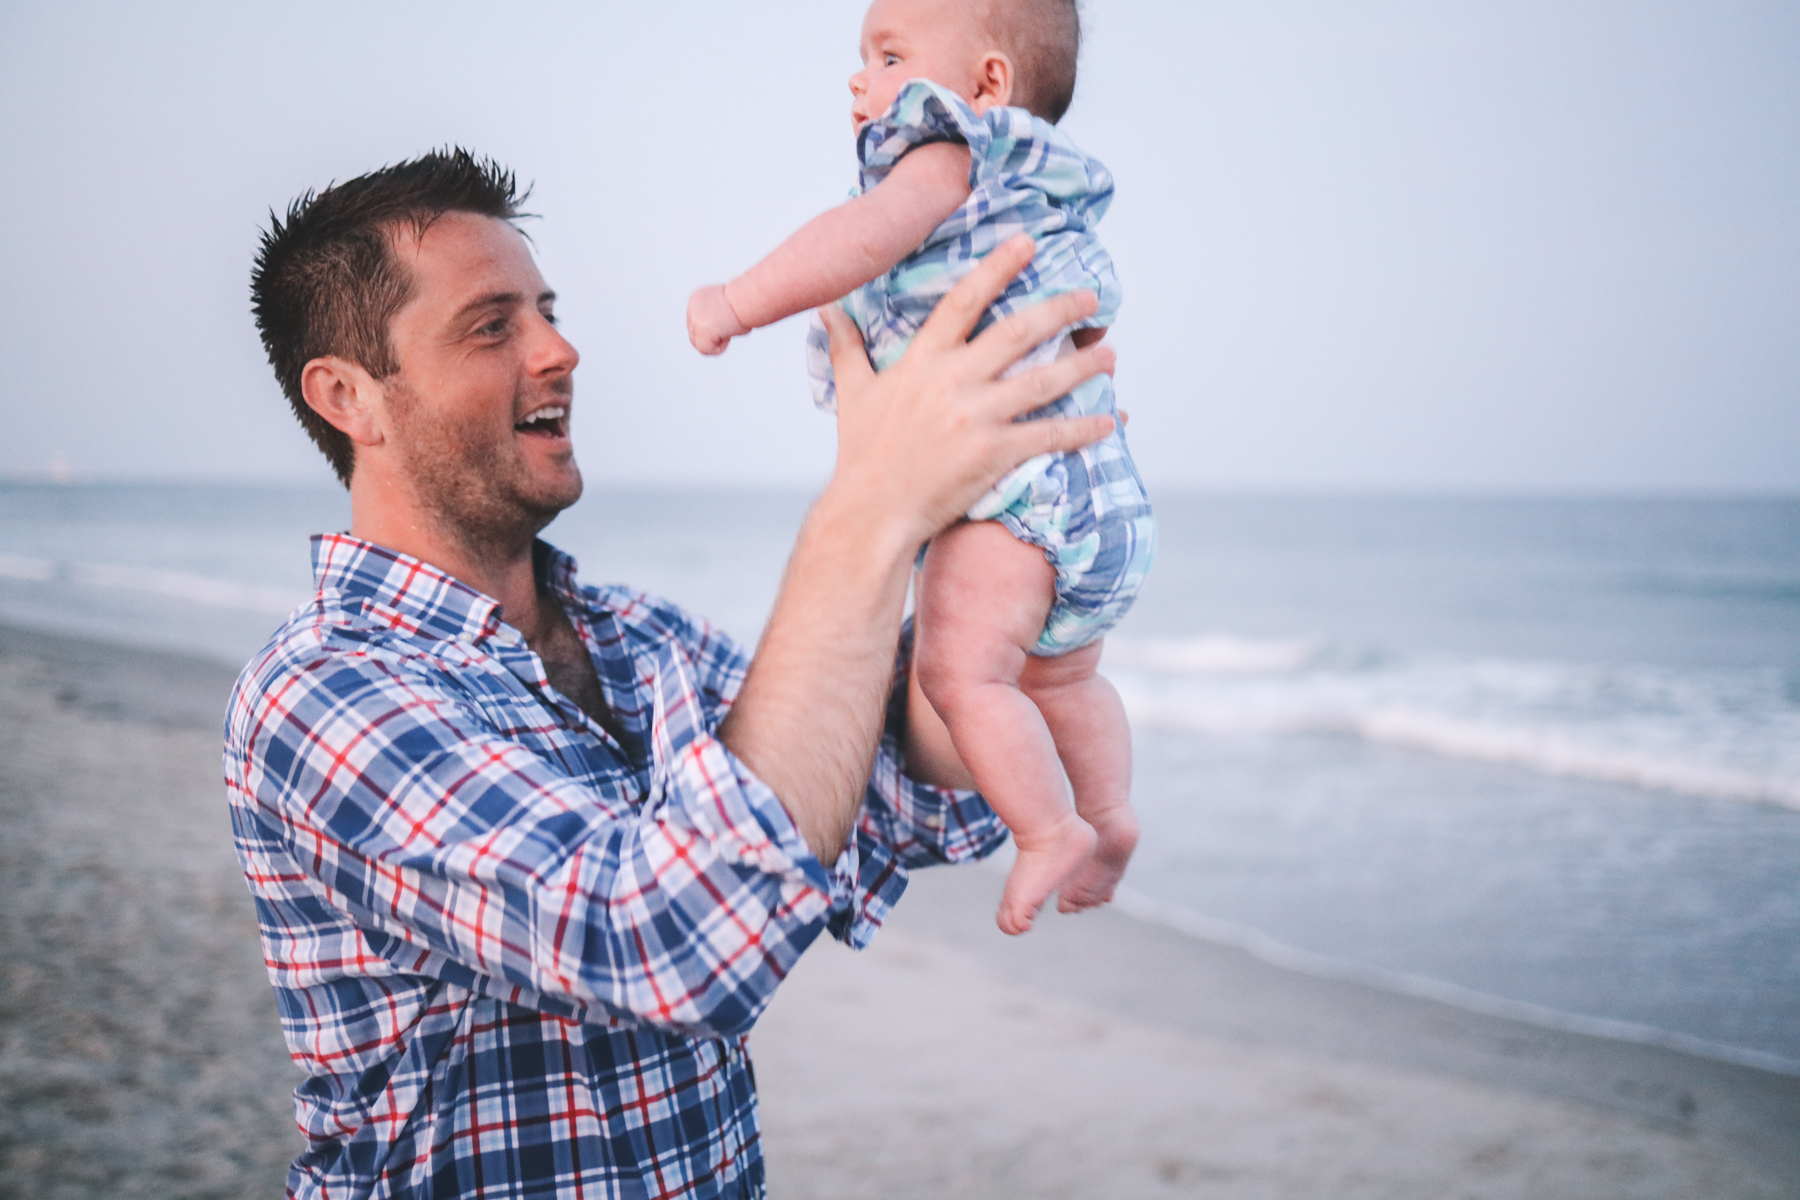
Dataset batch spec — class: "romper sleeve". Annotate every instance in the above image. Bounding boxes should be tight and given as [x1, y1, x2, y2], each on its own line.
[807, 80, 993, 414]
[854, 78, 991, 192]
[807, 79, 1121, 412]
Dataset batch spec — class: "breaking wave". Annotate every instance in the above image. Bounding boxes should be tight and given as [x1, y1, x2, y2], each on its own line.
[1107, 634, 1800, 810]
[0, 554, 303, 617]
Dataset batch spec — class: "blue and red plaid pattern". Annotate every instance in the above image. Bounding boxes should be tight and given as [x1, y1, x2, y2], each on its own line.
[223, 533, 1005, 1198]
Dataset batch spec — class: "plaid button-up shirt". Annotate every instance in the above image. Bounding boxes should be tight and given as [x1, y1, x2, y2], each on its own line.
[224, 533, 1004, 1199]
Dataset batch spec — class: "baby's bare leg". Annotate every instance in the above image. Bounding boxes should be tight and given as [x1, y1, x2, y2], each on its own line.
[916, 522, 1095, 935]
[1019, 640, 1139, 912]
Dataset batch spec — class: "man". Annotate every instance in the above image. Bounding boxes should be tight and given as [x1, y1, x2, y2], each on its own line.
[228, 148, 1115, 1198]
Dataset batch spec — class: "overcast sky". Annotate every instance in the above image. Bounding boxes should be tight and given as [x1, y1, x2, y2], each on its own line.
[1, 1, 1794, 493]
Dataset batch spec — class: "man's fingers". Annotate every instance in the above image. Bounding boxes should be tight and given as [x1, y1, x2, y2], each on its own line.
[1006, 413, 1117, 462]
[911, 234, 1038, 353]
[819, 304, 876, 397]
[962, 289, 1101, 383]
[989, 343, 1115, 422]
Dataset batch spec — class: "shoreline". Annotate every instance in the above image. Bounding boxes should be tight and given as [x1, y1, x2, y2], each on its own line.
[3, 620, 1795, 1196]
[1106, 881, 1800, 1079]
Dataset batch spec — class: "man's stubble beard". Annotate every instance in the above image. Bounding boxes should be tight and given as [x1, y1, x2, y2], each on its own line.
[385, 374, 583, 563]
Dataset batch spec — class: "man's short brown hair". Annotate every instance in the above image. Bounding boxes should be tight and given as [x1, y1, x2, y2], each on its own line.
[249, 149, 526, 485]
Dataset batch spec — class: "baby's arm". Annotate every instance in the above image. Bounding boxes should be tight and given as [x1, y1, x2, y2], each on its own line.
[687, 142, 974, 354]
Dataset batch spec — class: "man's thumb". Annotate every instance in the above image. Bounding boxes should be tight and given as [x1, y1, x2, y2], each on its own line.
[818, 304, 875, 398]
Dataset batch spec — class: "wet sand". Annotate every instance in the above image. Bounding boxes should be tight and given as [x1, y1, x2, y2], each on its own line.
[1, 622, 1794, 1197]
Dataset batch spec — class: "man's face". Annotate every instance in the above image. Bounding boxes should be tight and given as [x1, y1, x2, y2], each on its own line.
[379, 211, 582, 547]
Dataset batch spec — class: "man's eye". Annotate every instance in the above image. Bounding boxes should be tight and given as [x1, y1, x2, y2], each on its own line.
[479, 318, 508, 336]
[542, 311, 559, 327]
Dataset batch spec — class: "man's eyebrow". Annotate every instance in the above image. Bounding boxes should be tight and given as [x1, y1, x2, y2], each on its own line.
[447, 290, 558, 328]
[450, 291, 526, 323]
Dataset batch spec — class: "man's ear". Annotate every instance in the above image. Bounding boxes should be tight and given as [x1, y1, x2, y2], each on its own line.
[970, 51, 1014, 115]
[299, 356, 387, 449]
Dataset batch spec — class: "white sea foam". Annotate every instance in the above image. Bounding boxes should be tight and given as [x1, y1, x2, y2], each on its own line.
[0, 553, 56, 582]
[1109, 639, 1800, 810]
[1354, 707, 1800, 809]
[65, 562, 304, 616]
[1105, 633, 1317, 675]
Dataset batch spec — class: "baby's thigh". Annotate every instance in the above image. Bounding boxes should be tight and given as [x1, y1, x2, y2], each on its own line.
[917, 522, 1057, 665]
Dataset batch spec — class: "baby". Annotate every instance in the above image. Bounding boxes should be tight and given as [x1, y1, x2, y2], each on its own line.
[687, 0, 1154, 934]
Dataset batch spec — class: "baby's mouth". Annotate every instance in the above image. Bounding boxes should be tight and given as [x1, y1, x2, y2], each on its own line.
[514, 404, 569, 439]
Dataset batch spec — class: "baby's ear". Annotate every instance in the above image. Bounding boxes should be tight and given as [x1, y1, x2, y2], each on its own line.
[971, 51, 1015, 114]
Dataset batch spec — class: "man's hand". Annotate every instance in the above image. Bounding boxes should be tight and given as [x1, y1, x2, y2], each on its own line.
[818, 233, 1118, 551]
[719, 235, 1118, 866]
[687, 284, 750, 355]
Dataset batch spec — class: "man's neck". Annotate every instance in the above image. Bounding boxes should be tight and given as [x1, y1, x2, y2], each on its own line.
[346, 504, 634, 748]
[348, 502, 548, 646]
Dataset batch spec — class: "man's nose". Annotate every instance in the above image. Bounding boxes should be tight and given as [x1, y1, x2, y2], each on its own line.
[532, 315, 579, 375]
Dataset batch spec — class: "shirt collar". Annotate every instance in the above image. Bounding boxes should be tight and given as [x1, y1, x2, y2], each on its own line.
[311, 533, 589, 646]
[532, 538, 595, 616]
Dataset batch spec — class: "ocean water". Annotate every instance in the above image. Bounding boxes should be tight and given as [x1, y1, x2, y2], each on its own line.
[2, 483, 1796, 1072]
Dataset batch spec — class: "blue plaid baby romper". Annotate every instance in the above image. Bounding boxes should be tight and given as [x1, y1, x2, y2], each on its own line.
[806, 78, 1155, 655]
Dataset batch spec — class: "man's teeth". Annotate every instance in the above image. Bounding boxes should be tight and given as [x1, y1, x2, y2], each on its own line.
[516, 406, 567, 430]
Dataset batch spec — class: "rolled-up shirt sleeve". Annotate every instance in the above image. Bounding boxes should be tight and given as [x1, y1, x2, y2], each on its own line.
[232, 636, 835, 1044]
[230, 603, 1003, 1043]
[629, 602, 1008, 950]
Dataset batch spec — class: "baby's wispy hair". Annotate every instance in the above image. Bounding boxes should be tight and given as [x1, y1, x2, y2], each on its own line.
[981, 0, 1082, 123]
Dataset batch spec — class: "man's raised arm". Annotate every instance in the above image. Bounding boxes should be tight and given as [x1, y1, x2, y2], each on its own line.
[718, 235, 1118, 864]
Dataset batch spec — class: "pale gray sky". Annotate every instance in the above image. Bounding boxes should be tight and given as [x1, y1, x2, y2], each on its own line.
[2, 1, 1795, 492]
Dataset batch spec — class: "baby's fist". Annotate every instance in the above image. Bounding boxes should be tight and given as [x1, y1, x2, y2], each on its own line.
[688, 285, 750, 355]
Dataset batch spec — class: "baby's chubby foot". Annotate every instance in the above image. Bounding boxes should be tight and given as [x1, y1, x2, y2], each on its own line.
[996, 813, 1097, 936]
[1056, 804, 1140, 914]
[686, 284, 750, 355]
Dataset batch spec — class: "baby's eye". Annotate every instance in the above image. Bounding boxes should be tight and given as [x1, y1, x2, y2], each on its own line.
[884, 52, 900, 66]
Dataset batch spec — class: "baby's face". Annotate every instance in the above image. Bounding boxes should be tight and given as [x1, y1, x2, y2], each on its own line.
[850, 0, 990, 135]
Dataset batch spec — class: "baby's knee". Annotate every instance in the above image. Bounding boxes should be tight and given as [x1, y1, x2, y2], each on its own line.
[913, 636, 970, 709]
[1019, 638, 1105, 696]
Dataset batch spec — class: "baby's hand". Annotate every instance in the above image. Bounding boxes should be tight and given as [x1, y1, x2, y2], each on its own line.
[688, 284, 751, 355]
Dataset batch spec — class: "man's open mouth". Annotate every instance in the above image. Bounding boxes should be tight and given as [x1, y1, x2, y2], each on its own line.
[514, 405, 569, 438]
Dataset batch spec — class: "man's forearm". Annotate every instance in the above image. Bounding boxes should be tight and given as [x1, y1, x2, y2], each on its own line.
[718, 488, 915, 863]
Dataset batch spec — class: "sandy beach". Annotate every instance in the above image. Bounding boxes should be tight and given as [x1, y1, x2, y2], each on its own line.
[1, 621, 1794, 1198]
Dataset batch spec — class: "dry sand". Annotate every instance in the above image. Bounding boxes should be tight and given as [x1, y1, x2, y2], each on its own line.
[0, 626, 301, 1198]
[1, 622, 1794, 1198]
